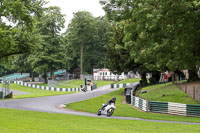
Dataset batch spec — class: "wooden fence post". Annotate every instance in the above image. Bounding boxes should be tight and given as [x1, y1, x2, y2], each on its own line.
[193, 86, 195, 99]
[197, 87, 200, 102]
[185, 85, 187, 93]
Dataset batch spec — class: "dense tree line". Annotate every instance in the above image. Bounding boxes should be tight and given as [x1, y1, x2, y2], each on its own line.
[0, 1, 112, 81]
[100, 0, 200, 84]
[1, 0, 200, 85]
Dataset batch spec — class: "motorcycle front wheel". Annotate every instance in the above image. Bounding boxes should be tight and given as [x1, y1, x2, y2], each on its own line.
[107, 108, 114, 117]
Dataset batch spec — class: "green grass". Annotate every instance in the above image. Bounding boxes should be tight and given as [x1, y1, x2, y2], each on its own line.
[9, 84, 73, 99]
[58, 80, 84, 88]
[140, 82, 173, 91]
[66, 89, 200, 123]
[95, 80, 114, 87]
[37, 80, 84, 88]
[138, 83, 200, 105]
[0, 108, 199, 133]
[116, 78, 140, 84]
[38, 80, 114, 88]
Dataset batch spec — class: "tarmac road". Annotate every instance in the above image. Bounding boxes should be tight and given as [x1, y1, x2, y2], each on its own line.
[0, 85, 199, 125]
[0, 85, 115, 113]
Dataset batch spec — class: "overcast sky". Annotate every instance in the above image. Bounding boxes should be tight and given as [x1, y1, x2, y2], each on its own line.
[44, 0, 105, 32]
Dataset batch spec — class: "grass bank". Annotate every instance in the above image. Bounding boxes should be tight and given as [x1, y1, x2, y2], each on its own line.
[138, 82, 200, 105]
[38, 80, 114, 88]
[0, 108, 199, 133]
[116, 78, 140, 84]
[9, 84, 73, 99]
[66, 89, 200, 123]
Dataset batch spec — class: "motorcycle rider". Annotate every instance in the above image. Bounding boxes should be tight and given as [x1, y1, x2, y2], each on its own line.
[101, 97, 116, 110]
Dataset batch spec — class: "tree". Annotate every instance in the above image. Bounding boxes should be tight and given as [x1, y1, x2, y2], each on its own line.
[29, 6, 65, 83]
[106, 22, 148, 85]
[65, 11, 95, 75]
[101, 0, 200, 82]
[64, 12, 112, 75]
[100, 0, 150, 85]
[83, 17, 113, 73]
[0, 0, 45, 59]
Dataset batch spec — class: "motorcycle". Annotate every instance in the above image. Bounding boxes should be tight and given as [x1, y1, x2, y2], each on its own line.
[97, 97, 116, 117]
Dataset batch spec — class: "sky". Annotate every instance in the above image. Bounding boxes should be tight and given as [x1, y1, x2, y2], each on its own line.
[44, 0, 106, 33]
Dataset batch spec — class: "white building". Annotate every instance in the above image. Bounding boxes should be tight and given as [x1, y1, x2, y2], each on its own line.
[93, 68, 126, 81]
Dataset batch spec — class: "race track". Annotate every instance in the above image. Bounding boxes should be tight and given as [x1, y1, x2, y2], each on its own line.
[0, 85, 199, 125]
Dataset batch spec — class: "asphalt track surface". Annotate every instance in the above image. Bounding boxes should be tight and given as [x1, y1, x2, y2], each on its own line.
[0, 85, 200, 125]
[11, 90, 32, 95]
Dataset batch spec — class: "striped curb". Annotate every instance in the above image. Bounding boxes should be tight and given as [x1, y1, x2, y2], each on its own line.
[14, 81, 80, 92]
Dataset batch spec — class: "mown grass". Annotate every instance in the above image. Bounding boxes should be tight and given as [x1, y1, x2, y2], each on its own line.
[38, 80, 84, 88]
[38, 80, 114, 88]
[138, 83, 200, 105]
[9, 84, 73, 99]
[0, 108, 199, 133]
[95, 80, 114, 87]
[116, 78, 140, 84]
[66, 89, 200, 123]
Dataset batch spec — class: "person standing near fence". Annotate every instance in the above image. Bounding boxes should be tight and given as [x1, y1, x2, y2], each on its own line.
[90, 82, 93, 90]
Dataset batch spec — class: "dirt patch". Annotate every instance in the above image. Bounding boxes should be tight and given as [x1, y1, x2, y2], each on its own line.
[121, 93, 127, 104]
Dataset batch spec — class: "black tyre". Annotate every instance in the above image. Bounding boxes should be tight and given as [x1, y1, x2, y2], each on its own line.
[107, 108, 114, 117]
[97, 110, 101, 116]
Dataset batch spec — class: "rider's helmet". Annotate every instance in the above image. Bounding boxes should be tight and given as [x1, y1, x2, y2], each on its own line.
[111, 97, 116, 102]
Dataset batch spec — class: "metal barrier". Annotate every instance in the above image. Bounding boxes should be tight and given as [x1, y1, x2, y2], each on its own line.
[131, 95, 200, 117]
[111, 83, 131, 88]
[14, 81, 80, 92]
[149, 101, 168, 114]
[149, 101, 200, 117]
[187, 104, 200, 117]
[0, 81, 12, 99]
[131, 95, 149, 112]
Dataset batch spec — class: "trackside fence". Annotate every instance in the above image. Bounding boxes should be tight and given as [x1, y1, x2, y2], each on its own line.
[131, 95, 200, 117]
[131, 95, 149, 112]
[14, 81, 80, 92]
[111, 83, 132, 88]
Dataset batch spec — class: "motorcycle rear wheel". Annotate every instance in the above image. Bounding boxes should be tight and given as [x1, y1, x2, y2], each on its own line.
[97, 109, 101, 116]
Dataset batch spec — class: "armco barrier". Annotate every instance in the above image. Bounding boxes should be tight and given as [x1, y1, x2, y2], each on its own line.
[111, 83, 132, 88]
[14, 81, 80, 92]
[131, 95, 200, 117]
[131, 95, 149, 112]
[186, 104, 200, 117]
[149, 101, 168, 114]
[149, 101, 200, 117]
[0, 92, 3, 99]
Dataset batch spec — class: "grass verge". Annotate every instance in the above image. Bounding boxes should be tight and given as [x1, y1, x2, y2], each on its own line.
[116, 78, 140, 84]
[66, 89, 200, 123]
[138, 83, 200, 105]
[10, 84, 73, 99]
[0, 108, 199, 133]
[38, 80, 114, 88]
